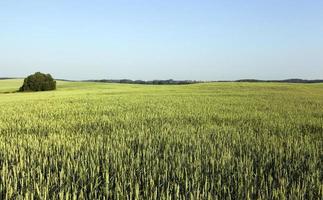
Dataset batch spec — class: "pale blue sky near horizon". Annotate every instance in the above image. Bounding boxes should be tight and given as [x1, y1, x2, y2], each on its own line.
[1, 0, 322, 80]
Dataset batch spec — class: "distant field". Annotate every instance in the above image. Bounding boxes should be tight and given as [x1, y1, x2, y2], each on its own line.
[0, 79, 322, 199]
[0, 79, 23, 93]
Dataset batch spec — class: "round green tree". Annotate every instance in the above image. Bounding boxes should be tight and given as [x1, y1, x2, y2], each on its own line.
[19, 72, 56, 92]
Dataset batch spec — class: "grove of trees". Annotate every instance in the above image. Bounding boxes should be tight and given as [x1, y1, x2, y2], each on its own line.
[19, 72, 56, 92]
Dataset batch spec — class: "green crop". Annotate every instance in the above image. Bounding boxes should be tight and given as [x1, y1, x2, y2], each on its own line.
[0, 79, 322, 199]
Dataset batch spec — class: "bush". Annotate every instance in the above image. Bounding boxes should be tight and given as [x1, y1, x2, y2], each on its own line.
[19, 72, 56, 92]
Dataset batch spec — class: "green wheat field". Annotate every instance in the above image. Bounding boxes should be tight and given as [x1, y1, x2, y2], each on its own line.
[0, 79, 322, 199]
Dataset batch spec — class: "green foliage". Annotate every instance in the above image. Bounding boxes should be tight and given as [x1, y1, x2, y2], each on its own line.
[19, 72, 56, 92]
[0, 80, 322, 199]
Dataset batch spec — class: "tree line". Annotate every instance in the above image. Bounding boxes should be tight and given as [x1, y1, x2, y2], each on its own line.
[86, 79, 200, 85]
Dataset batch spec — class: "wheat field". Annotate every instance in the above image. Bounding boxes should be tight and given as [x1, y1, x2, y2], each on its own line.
[0, 79, 322, 199]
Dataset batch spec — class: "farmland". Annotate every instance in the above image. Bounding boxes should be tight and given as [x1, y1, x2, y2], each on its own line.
[0, 79, 322, 199]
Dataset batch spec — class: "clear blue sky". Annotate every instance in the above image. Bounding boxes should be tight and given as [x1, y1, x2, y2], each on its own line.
[1, 0, 322, 80]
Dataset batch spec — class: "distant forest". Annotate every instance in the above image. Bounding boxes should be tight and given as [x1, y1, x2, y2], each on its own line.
[87, 78, 323, 84]
[85, 79, 199, 85]
[234, 79, 323, 83]
[1, 77, 323, 84]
